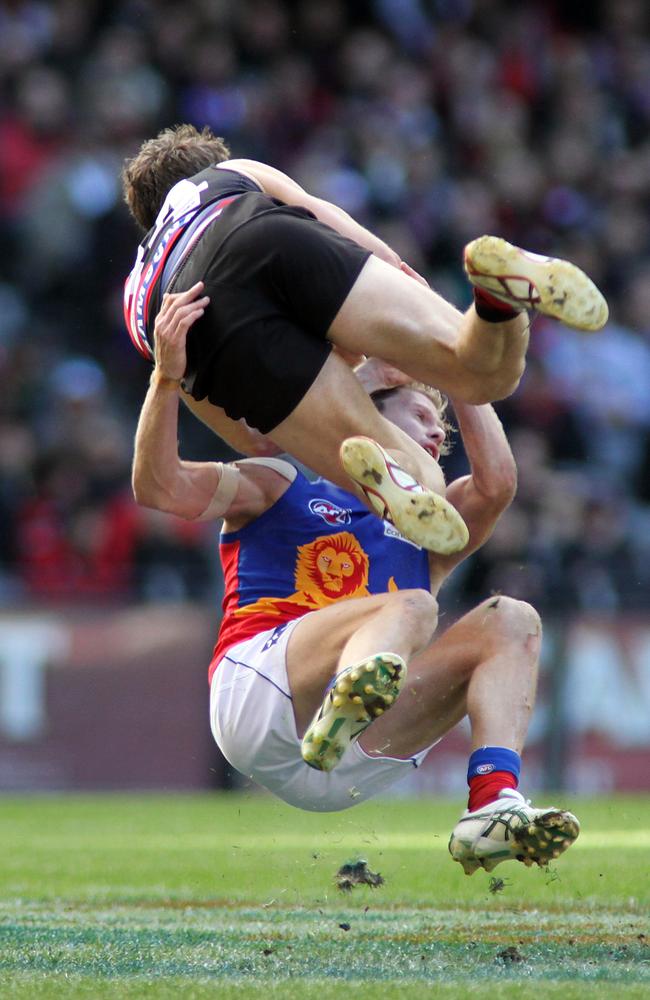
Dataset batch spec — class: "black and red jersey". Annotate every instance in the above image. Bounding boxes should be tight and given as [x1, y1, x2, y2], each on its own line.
[123, 165, 261, 361]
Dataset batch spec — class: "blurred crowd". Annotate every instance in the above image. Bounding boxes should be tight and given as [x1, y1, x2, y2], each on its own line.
[1, 0, 649, 614]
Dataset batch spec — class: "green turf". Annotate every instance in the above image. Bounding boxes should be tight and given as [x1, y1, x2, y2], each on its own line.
[0, 794, 648, 998]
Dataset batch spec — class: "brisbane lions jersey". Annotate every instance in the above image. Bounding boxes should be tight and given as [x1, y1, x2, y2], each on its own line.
[123, 165, 261, 362]
[209, 468, 431, 680]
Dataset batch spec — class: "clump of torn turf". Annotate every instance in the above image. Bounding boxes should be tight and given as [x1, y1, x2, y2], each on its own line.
[335, 859, 384, 892]
[488, 876, 510, 894]
[496, 946, 525, 964]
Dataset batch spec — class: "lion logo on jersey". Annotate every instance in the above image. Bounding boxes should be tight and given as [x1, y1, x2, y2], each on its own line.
[294, 531, 369, 601]
[234, 531, 392, 619]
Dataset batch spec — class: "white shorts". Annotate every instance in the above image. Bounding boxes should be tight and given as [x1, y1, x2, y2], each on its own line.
[209, 619, 436, 812]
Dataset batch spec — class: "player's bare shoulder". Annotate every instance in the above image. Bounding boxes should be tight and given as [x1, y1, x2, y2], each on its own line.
[223, 458, 297, 530]
[218, 159, 308, 204]
[217, 159, 270, 191]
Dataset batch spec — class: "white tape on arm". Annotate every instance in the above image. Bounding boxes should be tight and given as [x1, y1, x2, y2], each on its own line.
[195, 463, 241, 521]
[236, 457, 297, 482]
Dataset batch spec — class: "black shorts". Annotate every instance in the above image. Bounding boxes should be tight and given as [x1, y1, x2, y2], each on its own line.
[167, 192, 371, 434]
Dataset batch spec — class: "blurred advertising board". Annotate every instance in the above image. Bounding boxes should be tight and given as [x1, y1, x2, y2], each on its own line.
[0, 605, 222, 791]
[0, 610, 648, 793]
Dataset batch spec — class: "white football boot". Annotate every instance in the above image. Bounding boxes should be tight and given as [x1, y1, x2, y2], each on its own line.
[301, 653, 406, 772]
[448, 788, 580, 875]
[464, 235, 609, 331]
[340, 436, 469, 555]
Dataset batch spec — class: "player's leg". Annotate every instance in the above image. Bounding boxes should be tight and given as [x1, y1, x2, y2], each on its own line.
[357, 595, 579, 873]
[357, 595, 541, 760]
[269, 350, 468, 554]
[328, 240, 608, 405]
[328, 255, 529, 405]
[181, 338, 468, 554]
[225, 202, 529, 406]
[210, 610, 434, 814]
[284, 588, 438, 771]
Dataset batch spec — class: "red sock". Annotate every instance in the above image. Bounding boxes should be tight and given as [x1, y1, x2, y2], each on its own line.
[473, 287, 520, 322]
[468, 770, 518, 811]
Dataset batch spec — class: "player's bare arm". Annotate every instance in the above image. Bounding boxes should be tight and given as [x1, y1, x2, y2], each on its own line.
[428, 399, 517, 586]
[220, 159, 402, 268]
[132, 284, 290, 523]
[355, 357, 514, 578]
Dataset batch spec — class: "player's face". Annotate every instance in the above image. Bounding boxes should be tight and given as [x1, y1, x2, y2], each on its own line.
[379, 389, 446, 461]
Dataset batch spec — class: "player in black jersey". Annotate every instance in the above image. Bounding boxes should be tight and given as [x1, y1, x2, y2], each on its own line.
[122, 124, 607, 553]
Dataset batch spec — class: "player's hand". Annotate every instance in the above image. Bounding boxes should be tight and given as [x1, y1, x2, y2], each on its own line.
[354, 356, 412, 394]
[400, 260, 429, 287]
[153, 282, 210, 381]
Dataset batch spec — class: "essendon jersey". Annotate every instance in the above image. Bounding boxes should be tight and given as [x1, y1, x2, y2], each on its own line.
[209, 470, 430, 680]
[123, 166, 261, 361]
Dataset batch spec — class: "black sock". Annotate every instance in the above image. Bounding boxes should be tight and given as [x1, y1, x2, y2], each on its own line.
[473, 287, 521, 322]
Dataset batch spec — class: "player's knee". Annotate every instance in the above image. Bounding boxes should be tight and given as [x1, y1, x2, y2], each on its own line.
[478, 365, 525, 404]
[401, 587, 438, 619]
[508, 598, 542, 642]
[393, 588, 438, 646]
[479, 595, 541, 645]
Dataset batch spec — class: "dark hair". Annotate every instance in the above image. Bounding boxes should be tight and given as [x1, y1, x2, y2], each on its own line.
[121, 124, 231, 230]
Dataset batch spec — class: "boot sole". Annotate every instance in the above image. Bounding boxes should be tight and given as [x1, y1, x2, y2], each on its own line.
[449, 807, 580, 875]
[511, 809, 581, 868]
[301, 653, 406, 772]
[340, 437, 469, 555]
[464, 235, 609, 331]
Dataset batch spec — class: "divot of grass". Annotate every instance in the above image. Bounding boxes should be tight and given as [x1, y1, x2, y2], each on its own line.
[334, 858, 384, 891]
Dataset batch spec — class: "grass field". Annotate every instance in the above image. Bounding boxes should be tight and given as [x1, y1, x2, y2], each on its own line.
[0, 793, 648, 998]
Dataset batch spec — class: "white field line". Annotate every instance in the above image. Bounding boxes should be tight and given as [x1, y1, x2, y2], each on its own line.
[168, 830, 650, 850]
[9, 830, 650, 851]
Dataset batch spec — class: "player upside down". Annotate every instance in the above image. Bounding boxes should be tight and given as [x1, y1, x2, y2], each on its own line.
[122, 123, 607, 558]
[132, 289, 581, 876]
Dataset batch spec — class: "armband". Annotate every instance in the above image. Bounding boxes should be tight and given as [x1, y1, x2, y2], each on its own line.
[195, 463, 241, 520]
